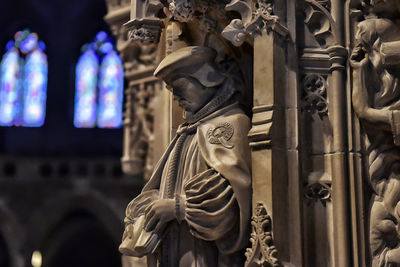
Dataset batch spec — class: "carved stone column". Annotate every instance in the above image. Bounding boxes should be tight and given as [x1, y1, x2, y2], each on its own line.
[222, 0, 296, 265]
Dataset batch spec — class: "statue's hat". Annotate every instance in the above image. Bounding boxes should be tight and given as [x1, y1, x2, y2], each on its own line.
[154, 46, 225, 87]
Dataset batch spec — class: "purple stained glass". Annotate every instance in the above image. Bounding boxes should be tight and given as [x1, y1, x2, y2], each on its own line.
[0, 48, 23, 126]
[74, 49, 99, 128]
[97, 50, 123, 128]
[22, 48, 48, 127]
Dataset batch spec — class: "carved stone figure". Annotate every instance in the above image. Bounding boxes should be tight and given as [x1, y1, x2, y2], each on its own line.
[350, 11, 400, 266]
[119, 46, 252, 266]
[128, 83, 156, 179]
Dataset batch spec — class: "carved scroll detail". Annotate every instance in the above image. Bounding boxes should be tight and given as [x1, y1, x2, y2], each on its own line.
[222, 0, 288, 47]
[245, 202, 281, 267]
[301, 74, 328, 118]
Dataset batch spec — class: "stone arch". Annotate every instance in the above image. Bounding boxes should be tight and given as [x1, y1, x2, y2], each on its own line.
[0, 201, 24, 267]
[26, 190, 124, 266]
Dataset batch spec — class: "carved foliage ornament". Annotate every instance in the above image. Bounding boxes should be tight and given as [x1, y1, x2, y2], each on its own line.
[168, 0, 196, 22]
[301, 74, 328, 118]
[222, 0, 288, 47]
[304, 182, 332, 206]
[124, 0, 164, 43]
[245, 202, 281, 267]
[128, 24, 163, 44]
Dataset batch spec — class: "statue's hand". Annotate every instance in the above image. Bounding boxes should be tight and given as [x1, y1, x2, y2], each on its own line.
[350, 46, 369, 69]
[387, 246, 400, 264]
[144, 198, 175, 233]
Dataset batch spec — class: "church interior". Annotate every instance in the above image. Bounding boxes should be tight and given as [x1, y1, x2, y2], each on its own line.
[2, 0, 400, 266]
[0, 0, 144, 266]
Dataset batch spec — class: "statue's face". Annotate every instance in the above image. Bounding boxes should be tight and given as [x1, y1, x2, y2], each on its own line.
[167, 76, 216, 113]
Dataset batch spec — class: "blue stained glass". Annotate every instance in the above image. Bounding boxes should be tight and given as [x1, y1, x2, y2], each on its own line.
[6, 41, 14, 51]
[20, 33, 38, 54]
[95, 31, 107, 43]
[22, 48, 48, 127]
[74, 49, 99, 128]
[99, 42, 113, 55]
[37, 41, 46, 52]
[97, 50, 123, 128]
[0, 48, 23, 126]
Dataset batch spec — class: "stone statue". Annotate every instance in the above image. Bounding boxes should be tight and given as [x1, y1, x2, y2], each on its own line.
[119, 46, 252, 266]
[350, 12, 400, 266]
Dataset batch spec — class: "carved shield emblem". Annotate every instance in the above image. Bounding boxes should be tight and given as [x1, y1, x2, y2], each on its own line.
[207, 122, 234, 149]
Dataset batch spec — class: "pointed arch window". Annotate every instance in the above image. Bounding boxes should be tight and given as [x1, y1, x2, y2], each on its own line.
[74, 31, 124, 128]
[0, 30, 48, 127]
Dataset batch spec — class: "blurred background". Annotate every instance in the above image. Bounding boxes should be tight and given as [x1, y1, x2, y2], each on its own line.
[0, 0, 144, 266]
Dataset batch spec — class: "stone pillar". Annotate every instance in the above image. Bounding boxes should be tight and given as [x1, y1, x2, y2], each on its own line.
[223, 1, 294, 265]
[328, 1, 351, 266]
[248, 30, 288, 264]
[327, 44, 351, 267]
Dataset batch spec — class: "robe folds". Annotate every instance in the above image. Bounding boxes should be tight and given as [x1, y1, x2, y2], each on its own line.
[125, 101, 252, 267]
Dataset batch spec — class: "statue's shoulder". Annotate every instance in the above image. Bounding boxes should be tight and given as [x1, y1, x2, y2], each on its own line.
[201, 103, 249, 125]
[198, 103, 250, 142]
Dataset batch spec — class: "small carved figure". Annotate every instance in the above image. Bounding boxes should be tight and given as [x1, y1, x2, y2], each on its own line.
[350, 14, 400, 266]
[120, 46, 252, 266]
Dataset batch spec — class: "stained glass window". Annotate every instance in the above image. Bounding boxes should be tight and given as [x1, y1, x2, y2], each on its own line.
[74, 31, 124, 128]
[0, 48, 23, 126]
[74, 49, 99, 128]
[0, 30, 48, 127]
[23, 47, 48, 127]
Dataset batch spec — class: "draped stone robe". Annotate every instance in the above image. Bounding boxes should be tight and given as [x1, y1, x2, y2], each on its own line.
[124, 100, 252, 267]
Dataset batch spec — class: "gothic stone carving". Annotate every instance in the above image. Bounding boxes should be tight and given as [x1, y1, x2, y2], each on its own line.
[120, 46, 252, 266]
[301, 74, 328, 118]
[350, 3, 400, 265]
[304, 182, 331, 206]
[222, 0, 288, 47]
[301, 0, 336, 47]
[168, 0, 195, 22]
[124, 0, 164, 43]
[245, 202, 281, 267]
[123, 82, 157, 179]
[125, 0, 220, 44]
